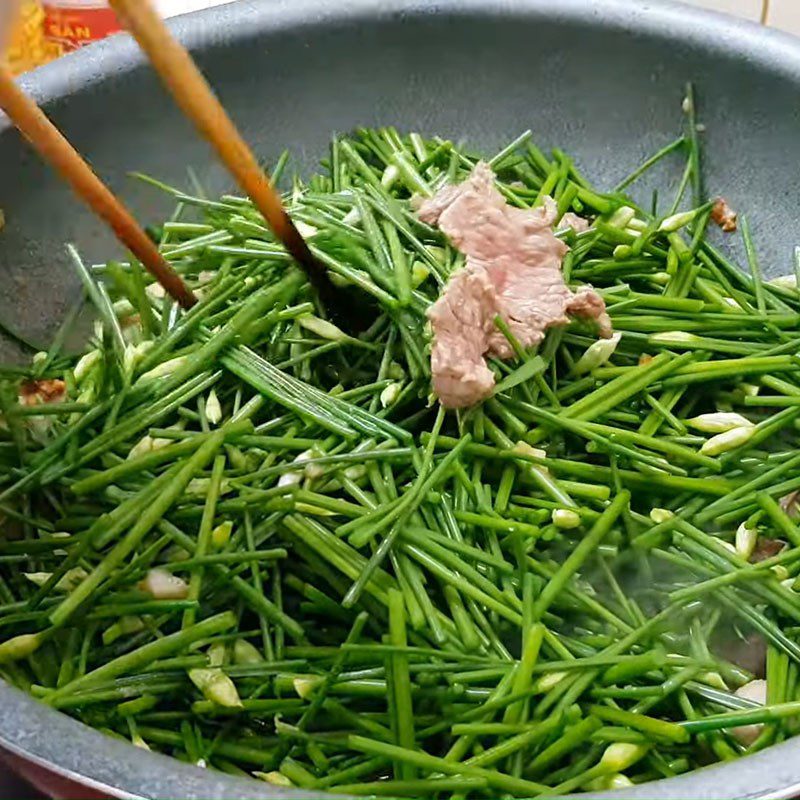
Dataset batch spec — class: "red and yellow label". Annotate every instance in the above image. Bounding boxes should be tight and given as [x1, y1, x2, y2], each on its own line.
[42, 3, 121, 51]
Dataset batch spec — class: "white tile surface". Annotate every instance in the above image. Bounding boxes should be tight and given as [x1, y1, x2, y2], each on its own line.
[680, 0, 800, 33]
[679, 0, 760, 20]
[768, 2, 800, 33]
[155, 0, 233, 18]
[155, 0, 800, 36]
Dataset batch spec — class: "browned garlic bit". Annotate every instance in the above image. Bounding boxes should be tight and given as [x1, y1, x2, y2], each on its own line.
[419, 163, 611, 408]
[711, 197, 738, 233]
[18, 378, 66, 406]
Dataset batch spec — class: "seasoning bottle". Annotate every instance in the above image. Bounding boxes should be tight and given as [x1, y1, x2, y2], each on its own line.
[6, 1, 61, 74]
[42, 0, 122, 53]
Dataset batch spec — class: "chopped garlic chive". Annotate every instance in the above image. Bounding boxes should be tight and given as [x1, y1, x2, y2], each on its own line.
[735, 524, 758, 560]
[700, 426, 756, 456]
[188, 667, 242, 708]
[552, 509, 581, 529]
[649, 508, 674, 524]
[572, 332, 622, 376]
[138, 355, 188, 382]
[298, 315, 348, 342]
[688, 412, 754, 433]
[206, 389, 222, 425]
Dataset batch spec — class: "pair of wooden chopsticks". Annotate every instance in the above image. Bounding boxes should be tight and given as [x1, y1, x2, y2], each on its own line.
[0, 0, 334, 312]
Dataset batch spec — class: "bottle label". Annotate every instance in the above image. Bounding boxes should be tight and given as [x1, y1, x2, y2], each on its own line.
[42, 3, 121, 51]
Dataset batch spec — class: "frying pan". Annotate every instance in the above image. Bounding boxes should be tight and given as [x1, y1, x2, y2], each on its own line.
[2, 0, 800, 796]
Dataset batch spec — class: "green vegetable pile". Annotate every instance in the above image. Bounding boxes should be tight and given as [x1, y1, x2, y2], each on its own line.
[3, 87, 800, 794]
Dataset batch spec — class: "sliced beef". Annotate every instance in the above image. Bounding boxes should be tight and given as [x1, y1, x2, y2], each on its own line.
[420, 162, 610, 408]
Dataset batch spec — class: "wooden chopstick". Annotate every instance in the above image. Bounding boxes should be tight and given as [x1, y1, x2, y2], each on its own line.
[0, 63, 198, 309]
[107, 0, 339, 309]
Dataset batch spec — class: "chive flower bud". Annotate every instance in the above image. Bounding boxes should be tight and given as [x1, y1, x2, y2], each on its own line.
[234, 639, 263, 665]
[769, 274, 797, 290]
[688, 412, 754, 433]
[534, 671, 567, 693]
[212, 521, 233, 550]
[572, 332, 622, 376]
[411, 261, 430, 287]
[700, 426, 756, 456]
[205, 389, 222, 425]
[649, 331, 701, 346]
[381, 164, 400, 189]
[294, 222, 318, 239]
[380, 383, 402, 408]
[24, 567, 87, 592]
[73, 349, 101, 384]
[255, 772, 294, 787]
[298, 315, 348, 342]
[0, 633, 42, 664]
[138, 355, 188, 382]
[552, 509, 581, 529]
[659, 209, 699, 233]
[607, 206, 636, 229]
[207, 642, 227, 668]
[189, 667, 242, 708]
[736, 524, 758, 561]
[599, 742, 650, 772]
